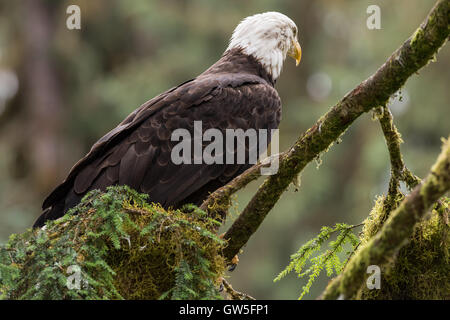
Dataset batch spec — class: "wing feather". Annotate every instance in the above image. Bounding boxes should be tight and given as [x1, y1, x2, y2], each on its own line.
[39, 73, 281, 226]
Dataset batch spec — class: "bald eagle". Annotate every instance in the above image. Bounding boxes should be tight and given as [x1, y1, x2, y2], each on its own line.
[33, 12, 302, 228]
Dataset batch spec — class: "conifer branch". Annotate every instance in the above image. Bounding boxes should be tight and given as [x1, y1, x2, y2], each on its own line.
[274, 223, 362, 299]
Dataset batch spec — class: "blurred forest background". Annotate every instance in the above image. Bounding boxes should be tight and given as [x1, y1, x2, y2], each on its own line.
[0, 0, 448, 299]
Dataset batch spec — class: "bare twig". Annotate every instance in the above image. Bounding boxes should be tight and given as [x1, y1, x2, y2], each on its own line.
[221, 278, 255, 300]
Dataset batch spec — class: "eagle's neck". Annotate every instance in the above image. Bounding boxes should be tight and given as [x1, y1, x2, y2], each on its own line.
[234, 45, 284, 81]
[203, 48, 275, 86]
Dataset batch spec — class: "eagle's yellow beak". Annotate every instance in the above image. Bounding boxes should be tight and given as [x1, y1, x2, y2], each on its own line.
[288, 39, 302, 66]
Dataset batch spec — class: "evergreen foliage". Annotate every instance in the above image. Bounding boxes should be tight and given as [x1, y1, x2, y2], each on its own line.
[0, 186, 226, 299]
[274, 223, 360, 299]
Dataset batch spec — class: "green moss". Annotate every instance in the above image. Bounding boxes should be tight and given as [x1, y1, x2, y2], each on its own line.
[358, 197, 449, 299]
[360, 196, 387, 245]
[410, 28, 425, 48]
[0, 186, 226, 300]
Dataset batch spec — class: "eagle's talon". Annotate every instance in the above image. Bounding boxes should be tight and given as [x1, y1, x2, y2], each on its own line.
[228, 254, 239, 272]
[228, 264, 237, 272]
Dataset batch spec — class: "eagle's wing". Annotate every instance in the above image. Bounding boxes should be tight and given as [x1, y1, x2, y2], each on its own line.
[36, 74, 280, 227]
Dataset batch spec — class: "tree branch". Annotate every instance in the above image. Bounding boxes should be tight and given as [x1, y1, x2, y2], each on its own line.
[376, 107, 421, 225]
[220, 0, 449, 262]
[320, 136, 450, 300]
[221, 278, 256, 300]
[378, 107, 420, 190]
[200, 154, 282, 213]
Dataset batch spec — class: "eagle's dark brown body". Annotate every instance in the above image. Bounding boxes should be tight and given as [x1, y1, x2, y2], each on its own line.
[33, 48, 281, 228]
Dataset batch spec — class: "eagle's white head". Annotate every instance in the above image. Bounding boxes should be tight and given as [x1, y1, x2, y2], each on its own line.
[227, 12, 302, 80]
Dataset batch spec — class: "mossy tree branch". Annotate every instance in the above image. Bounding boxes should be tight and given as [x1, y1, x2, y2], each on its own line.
[378, 107, 420, 190]
[218, 0, 449, 262]
[376, 107, 421, 228]
[320, 137, 450, 300]
[200, 154, 281, 214]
